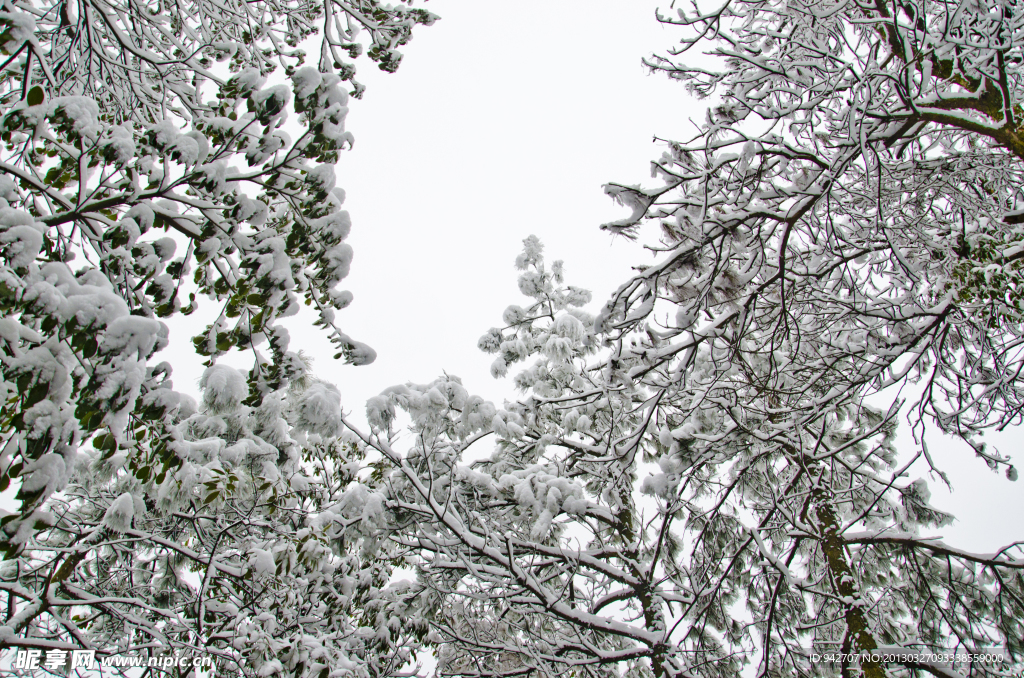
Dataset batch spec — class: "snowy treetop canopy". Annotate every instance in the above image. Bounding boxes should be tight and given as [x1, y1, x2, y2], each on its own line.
[0, 0, 436, 671]
[0, 0, 434, 552]
[3, 0, 1024, 676]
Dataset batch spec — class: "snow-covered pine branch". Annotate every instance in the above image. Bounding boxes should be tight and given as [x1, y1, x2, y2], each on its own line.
[362, 180, 1022, 676]
[473, 1, 1024, 675]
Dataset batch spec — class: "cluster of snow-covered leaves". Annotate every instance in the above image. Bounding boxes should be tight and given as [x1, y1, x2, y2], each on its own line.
[0, 0, 434, 555]
[2, 363, 436, 677]
[0, 0, 439, 669]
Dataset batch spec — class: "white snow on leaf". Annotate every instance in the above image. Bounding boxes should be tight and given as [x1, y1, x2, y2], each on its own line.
[102, 492, 135, 532]
[250, 548, 277, 577]
[257, 659, 283, 676]
[296, 382, 341, 437]
[344, 340, 376, 366]
[20, 451, 69, 496]
[200, 364, 247, 412]
[291, 66, 323, 99]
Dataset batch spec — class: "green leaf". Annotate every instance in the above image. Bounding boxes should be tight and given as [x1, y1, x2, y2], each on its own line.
[26, 86, 44, 107]
[44, 166, 61, 186]
[26, 382, 49, 407]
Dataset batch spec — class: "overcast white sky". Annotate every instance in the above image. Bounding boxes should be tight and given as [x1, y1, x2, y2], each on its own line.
[170, 0, 1020, 551]
[327, 0, 690, 408]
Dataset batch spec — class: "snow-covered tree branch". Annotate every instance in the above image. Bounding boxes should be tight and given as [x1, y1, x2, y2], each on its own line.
[0, 0, 434, 671]
[359, 222, 1023, 678]
[356, 10, 1024, 656]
